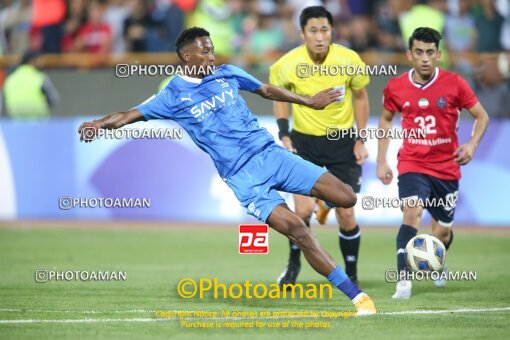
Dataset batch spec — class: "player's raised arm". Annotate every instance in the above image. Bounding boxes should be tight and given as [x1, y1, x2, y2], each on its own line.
[255, 84, 341, 110]
[376, 107, 395, 184]
[269, 61, 295, 152]
[78, 109, 145, 142]
[454, 102, 489, 165]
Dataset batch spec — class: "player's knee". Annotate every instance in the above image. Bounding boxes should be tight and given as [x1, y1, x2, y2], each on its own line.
[342, 186, 357, 208]
[346, 195, 357, 208]
[277, 212, 306, 234]
[294, 207, 314, 224]
[403, 207, 423, 225]
[291, 228, 315, 250]
[300, 215, 312, 226]
[285, 219, 314, 249]
[331, 182, 356, 208]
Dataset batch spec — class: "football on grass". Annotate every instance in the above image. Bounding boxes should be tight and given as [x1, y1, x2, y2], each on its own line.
[406, 234, 446, 272]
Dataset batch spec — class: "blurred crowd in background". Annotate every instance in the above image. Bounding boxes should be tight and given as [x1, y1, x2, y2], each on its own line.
[0, 0, 508, 56]
[0, 0, 509, 118]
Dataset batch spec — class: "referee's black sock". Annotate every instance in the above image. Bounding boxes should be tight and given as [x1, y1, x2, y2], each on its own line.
[397, 224, 418, 274]
[339, 225, 361, 279]
[288, 220, 310, 266]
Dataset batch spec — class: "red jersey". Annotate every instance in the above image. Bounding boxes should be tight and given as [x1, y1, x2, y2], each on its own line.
[383, 68, 478, 180]
[76, 23, 111, 53]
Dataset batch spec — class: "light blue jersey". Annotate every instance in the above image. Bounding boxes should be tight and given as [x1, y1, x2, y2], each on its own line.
[135, 64, 326, 222]
[135, 64, 275, 179]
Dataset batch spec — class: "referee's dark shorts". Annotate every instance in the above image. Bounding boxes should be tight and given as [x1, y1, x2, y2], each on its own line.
[291, 129, 361, 193]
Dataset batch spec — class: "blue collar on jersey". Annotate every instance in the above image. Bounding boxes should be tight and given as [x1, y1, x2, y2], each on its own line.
[409, 67, 439, 89]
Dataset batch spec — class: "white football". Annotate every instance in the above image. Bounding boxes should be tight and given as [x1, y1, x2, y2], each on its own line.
[405, 234, 446, 272]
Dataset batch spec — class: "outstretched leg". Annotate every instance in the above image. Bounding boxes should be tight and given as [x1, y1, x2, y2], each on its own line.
[267, 204, 376, 315]
[268, 204, 336, 275]
[312, 171, 362, 284]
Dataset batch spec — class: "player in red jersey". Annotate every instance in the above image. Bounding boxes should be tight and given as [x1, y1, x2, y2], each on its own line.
[74, 1, 112, 54]
[376, 27, 489, 299]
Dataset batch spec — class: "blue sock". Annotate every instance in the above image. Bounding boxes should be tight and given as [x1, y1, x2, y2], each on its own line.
[325, 201, 335, 208]
[327, 266, 362, 300]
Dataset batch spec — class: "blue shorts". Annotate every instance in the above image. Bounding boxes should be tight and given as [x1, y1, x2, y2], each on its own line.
[226, 144, 327, 222]
[398, 172, 459, 227]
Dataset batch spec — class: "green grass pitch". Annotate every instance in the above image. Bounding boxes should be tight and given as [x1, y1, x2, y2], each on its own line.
[0, 226, 509, 339]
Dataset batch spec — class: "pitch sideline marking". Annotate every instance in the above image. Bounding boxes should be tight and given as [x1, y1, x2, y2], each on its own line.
[380, 307, 510, 315]
[0, 307, 509, 324]
[0, 309, 150, 314]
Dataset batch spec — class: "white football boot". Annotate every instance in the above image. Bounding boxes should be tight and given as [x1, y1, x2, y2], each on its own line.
[433, 265, 448, 288]
[392, 280, 412, 299]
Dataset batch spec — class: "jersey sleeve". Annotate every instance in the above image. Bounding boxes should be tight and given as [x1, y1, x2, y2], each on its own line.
[382, 82, 399, 112]
[226, 64, 262, 92]
[134, 89, 174, 120]
[269, 60, 288, 89]
[349, 52, 370, 90]
[457, 75, 478, 109]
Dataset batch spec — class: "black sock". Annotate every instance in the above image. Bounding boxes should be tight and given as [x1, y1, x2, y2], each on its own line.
[397, 224, 418, 274]
[288, 221, 310, 266]
[444, 230, 454, 251]
[288, 239, 301, 266]
[339, 225, 361, 278]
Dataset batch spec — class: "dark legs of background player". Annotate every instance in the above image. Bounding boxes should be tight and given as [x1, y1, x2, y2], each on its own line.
[397, 207, 454, 274]
[397, 206, 422, 274]
[268, 172, 364, 300]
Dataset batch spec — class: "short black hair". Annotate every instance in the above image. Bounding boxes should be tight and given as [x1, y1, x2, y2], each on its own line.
[299, 6, 334, 30]
[408, 27, 442, 50]
[175, 27, 210, 60]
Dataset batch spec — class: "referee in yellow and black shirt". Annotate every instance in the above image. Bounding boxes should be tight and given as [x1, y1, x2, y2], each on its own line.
[270, 6, 369, 287]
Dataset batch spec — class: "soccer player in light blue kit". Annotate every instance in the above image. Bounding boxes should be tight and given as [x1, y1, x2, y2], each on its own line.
[78, 27, 376, 315]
